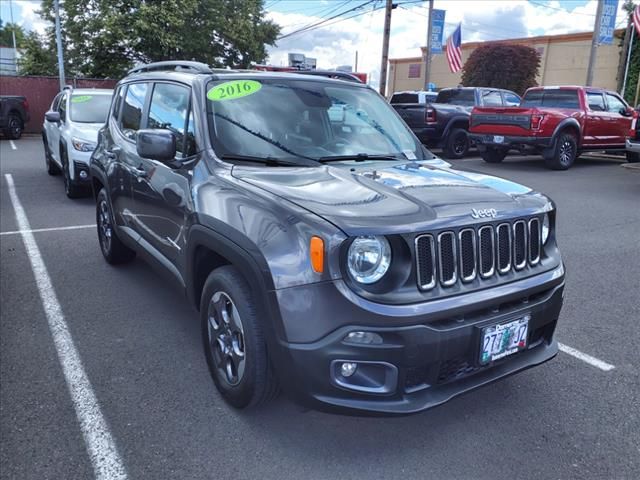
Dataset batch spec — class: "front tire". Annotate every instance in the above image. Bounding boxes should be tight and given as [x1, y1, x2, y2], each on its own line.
[61, 147, 85, 198]
[5, 114, 23, 139]
[480, 147, 508, 163]
[545, 133, 577, 170]
[96, 188, 135, 264]
[442, 128, 469, 159]
[201, 266, 278, 409]
[626, 150, 640, 163]
[43, 133, 59, 175]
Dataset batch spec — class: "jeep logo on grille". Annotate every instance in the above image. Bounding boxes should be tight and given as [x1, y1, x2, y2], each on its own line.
[471, 208, 497, 219]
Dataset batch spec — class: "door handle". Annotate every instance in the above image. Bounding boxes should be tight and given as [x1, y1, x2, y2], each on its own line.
[133, 167, 148, 178]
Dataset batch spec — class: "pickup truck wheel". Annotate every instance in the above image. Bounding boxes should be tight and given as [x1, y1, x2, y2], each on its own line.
[43, 134, 59, 175]
[201, 266, 279, 409]
[480, 147, 508, 163]
[96, 188, 135, 264]
[442, 128, 469, 159]
[545, 133, 577, 170]
[626, 151, 640, 163]
[5, 114, 23, 140]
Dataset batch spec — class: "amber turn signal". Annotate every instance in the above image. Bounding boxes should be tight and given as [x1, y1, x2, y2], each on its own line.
[310, 236, 324, 273]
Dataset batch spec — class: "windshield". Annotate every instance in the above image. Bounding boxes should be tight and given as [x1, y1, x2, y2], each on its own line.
[69, 94, 112, 123]
[206, 78, 425, 163]
[435, 89, 475, 106]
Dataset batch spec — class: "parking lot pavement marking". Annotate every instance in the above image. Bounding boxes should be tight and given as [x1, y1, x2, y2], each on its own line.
[4, 174, 128, 480]
[558, 342, 615, 372]
[9, 140, 17, 150]
[0, 224, 96, 236]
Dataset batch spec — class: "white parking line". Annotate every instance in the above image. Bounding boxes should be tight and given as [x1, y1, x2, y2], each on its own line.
[9, 140, 17, 150]
[4, 174, 127, 480]
[558, 342, 615, 371]
[0, 224, 96, 236]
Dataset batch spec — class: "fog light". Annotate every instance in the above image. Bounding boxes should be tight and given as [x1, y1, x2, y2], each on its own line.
[79, 170, 88, 179]
[340, 362, 358, 377]
[344, 331, 383, 345]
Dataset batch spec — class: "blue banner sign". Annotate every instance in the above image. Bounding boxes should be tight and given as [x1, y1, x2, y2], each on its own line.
[431, 9, 446, 54]
[598, 0, 619, 45]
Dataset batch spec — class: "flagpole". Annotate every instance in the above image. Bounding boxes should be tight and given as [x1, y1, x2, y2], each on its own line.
[622, 23, 635, 98]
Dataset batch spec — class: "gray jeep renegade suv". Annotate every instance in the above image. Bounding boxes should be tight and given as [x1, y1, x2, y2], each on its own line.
[90, 61, 565, 415]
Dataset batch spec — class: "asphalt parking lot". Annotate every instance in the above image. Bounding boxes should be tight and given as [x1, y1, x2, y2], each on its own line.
[1, 136, 639, 480]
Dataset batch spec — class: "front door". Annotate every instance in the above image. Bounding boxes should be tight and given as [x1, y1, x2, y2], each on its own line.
[604, 93, 632, 146]
[583, 91, 609, 147]
[130, 82, 196, 270]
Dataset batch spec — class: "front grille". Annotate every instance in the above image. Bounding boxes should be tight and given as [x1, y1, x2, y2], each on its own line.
[416, 217, 542, 290]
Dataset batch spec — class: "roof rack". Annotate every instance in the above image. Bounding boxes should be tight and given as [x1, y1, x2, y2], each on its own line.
[128, 61, 213, 75]
[293, 70, 363, 83]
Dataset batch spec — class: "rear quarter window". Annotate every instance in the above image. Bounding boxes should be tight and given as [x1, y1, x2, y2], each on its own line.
[435, 89, 475, 106]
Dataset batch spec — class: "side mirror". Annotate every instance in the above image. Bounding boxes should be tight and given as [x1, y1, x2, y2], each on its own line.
[45, 111, 61, 123]
[136, 129, 176, 162]
[620, 107, 633, 117]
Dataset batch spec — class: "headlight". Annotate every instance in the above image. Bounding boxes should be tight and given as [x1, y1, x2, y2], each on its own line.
[72, 137, 96, 152]
[542, 213, 550, 244]
[347, 236, 391, 284]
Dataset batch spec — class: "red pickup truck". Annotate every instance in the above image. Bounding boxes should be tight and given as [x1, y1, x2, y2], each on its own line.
[468, 86, 635, 170]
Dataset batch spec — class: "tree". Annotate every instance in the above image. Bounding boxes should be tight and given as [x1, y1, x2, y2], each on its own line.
[36, 0, 280, 78]
[461, 44, 540, 95]
[16, 31, 57, 76]
[0, 20, 26, 47]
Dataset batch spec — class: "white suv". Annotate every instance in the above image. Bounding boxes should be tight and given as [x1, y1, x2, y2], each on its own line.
[42, 88, 113, 198]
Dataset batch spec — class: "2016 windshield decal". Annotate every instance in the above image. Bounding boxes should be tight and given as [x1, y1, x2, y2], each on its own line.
[71, 95, 93, 103]
[207, 80, 262, 101]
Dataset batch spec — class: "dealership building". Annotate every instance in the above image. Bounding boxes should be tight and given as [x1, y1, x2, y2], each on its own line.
[388, 29, 625, 94]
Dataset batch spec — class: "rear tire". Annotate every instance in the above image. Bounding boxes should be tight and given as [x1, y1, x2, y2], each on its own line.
[442, 128, 469, 159]
[5, 114, 23, 140]
[43, 133, 60, 175]
[96, 188, 135, 264]
[626, 150, 640, 163]
[544, 133, 577, 170]
[480, 147, 508, 163]
[201, 266, 279, 409]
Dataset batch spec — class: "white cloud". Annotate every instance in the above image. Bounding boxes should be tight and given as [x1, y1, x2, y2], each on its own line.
[267, 0, 630, 89]
[4, 0, 49, 35]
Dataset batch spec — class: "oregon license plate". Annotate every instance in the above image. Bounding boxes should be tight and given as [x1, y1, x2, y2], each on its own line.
[493, 135, 505, 144]
[480, 315, 530, 365]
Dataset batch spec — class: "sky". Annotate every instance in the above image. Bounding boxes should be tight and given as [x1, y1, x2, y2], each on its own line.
[0, 0, 632, 87]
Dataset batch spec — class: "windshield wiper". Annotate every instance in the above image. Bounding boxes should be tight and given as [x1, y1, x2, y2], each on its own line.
[219, 154, 315, 167]
[318, 153, 404, 163]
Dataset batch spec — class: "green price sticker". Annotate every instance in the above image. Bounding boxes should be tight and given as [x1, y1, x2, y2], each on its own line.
[207, 80, 262, 101]
[71, 95, 93, 103]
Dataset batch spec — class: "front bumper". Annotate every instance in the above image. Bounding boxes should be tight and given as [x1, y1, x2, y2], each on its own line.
[271, 264, 565, 415]
[626, 138, 640, 153]
[68, 150, 92, 183]
[469, 133, 553, 151]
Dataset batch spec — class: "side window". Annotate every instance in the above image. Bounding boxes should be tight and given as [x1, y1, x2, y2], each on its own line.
[605, 94, 626, 114]
[51, 93, 63, 111]
[58, 93, 67, 122]
[112, 86, 125, 121]
[587, 92, 606, 112]
[147, 83, 192, 157]
[482, 90, 503, 107]
[119, 83, 148, 140]
[185, 109, 196, 157]
[503, 93, 521, 106]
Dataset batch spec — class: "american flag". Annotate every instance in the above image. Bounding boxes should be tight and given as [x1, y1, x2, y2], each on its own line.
[446, 24, 463, 73]
[633, 4, 640, 37]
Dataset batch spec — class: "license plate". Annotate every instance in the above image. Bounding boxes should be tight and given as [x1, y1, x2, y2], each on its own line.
[480, 315, 530, 365]
[493, 135, 505, 144]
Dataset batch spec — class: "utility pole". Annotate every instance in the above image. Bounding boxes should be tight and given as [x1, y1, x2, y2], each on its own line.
[54, 0, 66, 91]
[586, 0, 605, 86]
[379, 0, 393, 96]
[355, 50, 358, 72]
[9, 0, 17, 72]
[617, 17, 632, 93]
[424, 0, 434, 88]
[621, 24, 635, 97]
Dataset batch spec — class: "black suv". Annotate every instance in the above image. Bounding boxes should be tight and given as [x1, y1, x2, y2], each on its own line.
[90, 61, 565, 415]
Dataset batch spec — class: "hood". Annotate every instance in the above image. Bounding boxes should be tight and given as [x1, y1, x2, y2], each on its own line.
[232, 160, 550, 235]
[69, 122, 104, 144]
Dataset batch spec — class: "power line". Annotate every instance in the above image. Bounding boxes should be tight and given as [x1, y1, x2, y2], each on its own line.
[527, 0, 596, 16]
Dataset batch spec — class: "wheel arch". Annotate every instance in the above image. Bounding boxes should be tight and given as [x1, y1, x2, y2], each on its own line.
[442, 115, 470, 139]
[551, 118, 581, 147]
